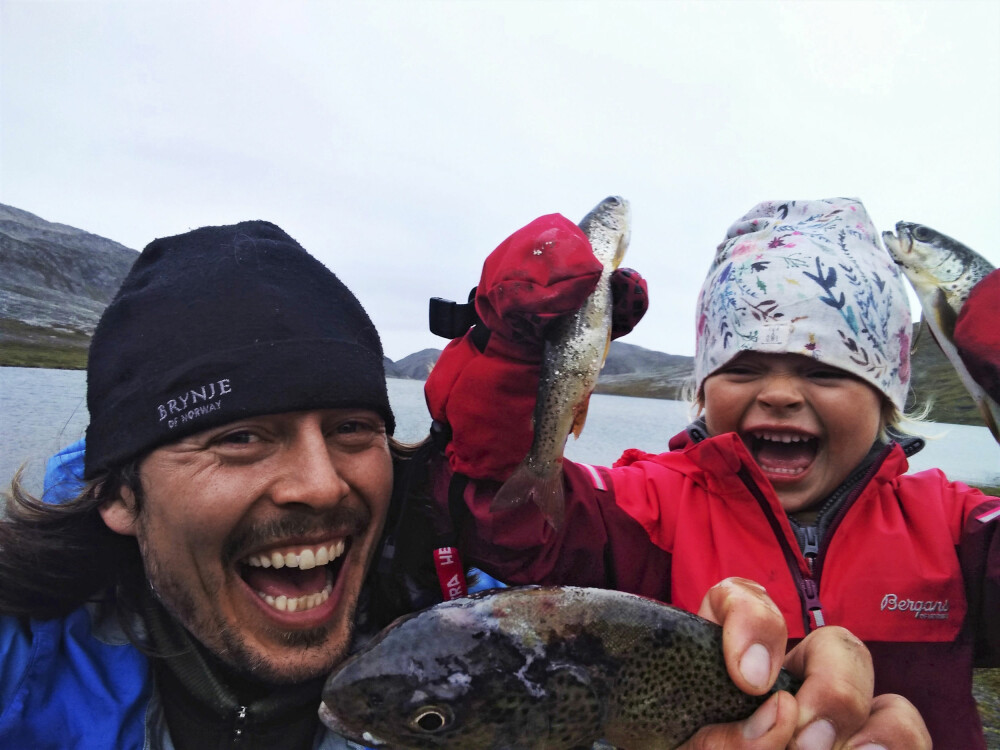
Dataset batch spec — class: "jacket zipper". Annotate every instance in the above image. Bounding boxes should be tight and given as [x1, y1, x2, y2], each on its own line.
[232, 705, 248, 748]
[737, 466, 818, 633]
[802, 525, 819, 574]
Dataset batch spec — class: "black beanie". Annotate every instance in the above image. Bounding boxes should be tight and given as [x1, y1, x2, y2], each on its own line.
[84, 220, 395, 479]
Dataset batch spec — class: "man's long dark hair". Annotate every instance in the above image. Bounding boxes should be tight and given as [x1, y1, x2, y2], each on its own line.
[0, 462, 147, 622]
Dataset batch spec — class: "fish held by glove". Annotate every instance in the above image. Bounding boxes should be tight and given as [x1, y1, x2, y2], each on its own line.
[319, 585, 800, 750]
[491, 196, 631, 529]
[883, 221, 1000, 441]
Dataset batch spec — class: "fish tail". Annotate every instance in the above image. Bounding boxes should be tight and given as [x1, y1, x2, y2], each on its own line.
[491, 462, 566, 530]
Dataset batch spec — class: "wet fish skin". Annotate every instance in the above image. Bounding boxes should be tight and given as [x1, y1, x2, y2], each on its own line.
[882, 222, 1000, 440]
[491, 197, 631, 529]
[319, 586, 799, 750]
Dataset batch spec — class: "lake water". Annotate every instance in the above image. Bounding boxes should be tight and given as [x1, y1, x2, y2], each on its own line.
[3, 366, 1000, 495]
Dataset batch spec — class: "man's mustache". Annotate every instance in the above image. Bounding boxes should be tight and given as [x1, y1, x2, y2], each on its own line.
[221, 505, 372, 566]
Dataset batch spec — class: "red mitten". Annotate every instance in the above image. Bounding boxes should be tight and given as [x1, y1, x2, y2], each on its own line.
[475, 214, 602, 344]
[426, 333, 543, 480]
[609, 267, 648, 340]
[425, 214, 649, 480]
[954, 267, 1000, 402]
[427, 214, 602, 480]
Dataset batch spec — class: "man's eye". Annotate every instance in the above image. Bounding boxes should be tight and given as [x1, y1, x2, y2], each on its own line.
[330, 418, 384, 444]
[335, 420, 377, 435]
[216, 430, 259, 445]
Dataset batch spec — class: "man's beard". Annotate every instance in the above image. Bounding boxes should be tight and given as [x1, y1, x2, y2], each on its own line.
[136, 527, 358, 685]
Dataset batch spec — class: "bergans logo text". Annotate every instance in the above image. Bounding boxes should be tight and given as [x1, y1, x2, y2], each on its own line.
[880, 594, 950, 620]
[157, 379, 232, 429]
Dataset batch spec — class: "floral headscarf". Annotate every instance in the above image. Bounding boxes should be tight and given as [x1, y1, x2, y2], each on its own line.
[694, 197, 911, 409]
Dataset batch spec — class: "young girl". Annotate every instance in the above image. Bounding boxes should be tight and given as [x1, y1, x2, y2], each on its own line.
[426, 197, 1000, 750]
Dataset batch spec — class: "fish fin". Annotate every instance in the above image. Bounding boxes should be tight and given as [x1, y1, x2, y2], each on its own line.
[911, 318, 925, 354]
[491, 462, 566, 530]
[571, 395, 593, 439]
[932, 287, 959, 341]
[601, 328, 613, 366]
[611, 227, 630, 270]
[980, 397, 1000, 445]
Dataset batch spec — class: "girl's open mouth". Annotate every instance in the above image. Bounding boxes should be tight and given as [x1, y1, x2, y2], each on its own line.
[746, 431, 818, 479]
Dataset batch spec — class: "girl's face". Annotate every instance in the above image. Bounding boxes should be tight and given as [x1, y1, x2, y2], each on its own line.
[702, 352, 883, 513]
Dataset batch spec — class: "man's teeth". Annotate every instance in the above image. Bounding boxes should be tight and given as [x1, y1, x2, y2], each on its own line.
[257, 580, 334, 613]
[753, 431, 811, 443]
[244, 541, 346, 570]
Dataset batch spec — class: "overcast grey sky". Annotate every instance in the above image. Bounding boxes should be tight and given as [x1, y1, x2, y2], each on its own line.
[2, 0, 998, 361]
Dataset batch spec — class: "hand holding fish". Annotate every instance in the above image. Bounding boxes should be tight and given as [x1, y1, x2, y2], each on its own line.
[489, 197, 631, 529]
[425, 199, 647, 487]
[883, 222, 1000, 442]
[320, 580, 930, 749]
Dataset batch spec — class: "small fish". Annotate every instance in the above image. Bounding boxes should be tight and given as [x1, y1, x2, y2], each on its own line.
[882, 222, 1000, 441]
[492, 197, 631, 529]
[319, 586, 799, 750]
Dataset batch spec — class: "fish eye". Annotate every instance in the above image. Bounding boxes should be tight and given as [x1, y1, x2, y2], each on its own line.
[913, 225, 935, 242]
[409, 705, 454, 734]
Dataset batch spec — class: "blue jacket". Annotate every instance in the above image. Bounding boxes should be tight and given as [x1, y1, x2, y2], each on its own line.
[0, 606, 151, 749]
[2, 440, 152, 747]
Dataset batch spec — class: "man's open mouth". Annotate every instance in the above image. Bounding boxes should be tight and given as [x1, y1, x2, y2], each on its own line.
[746, 430, 818, 478]
[239, 540, 351, 613]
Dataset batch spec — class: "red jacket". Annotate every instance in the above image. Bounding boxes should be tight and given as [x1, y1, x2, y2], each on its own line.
[434, 429, 1000, 749]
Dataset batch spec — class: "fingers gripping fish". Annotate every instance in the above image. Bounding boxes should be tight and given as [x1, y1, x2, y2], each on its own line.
[491, 197, 631, 529]
[319, 586, 799, 750]
[882, 222, 1000, 442]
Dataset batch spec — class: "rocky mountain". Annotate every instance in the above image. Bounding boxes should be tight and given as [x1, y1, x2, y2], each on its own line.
[0, 203, 138, 368]
[386, 348, 441, 379]
[381, 341, 694, 396]
[0, 203, 987, 429]
[595, 342, 693, 400]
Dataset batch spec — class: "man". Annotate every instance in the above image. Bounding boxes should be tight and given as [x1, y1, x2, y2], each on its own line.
[0, 220, 929, 749]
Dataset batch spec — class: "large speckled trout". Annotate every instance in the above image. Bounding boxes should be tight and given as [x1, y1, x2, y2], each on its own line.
[882, 222, 1000, 441]
[492, 197, 631, 529]
[319, 586, 799, 750]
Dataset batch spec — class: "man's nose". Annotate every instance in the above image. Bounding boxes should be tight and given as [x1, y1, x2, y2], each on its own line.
[269, 428, 349, 509]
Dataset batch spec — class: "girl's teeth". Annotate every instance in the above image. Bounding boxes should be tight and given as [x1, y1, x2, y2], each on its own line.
[756, 431, 807, 443]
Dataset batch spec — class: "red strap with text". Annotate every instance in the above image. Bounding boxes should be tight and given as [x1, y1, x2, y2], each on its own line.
[433, 546, 468, 600]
